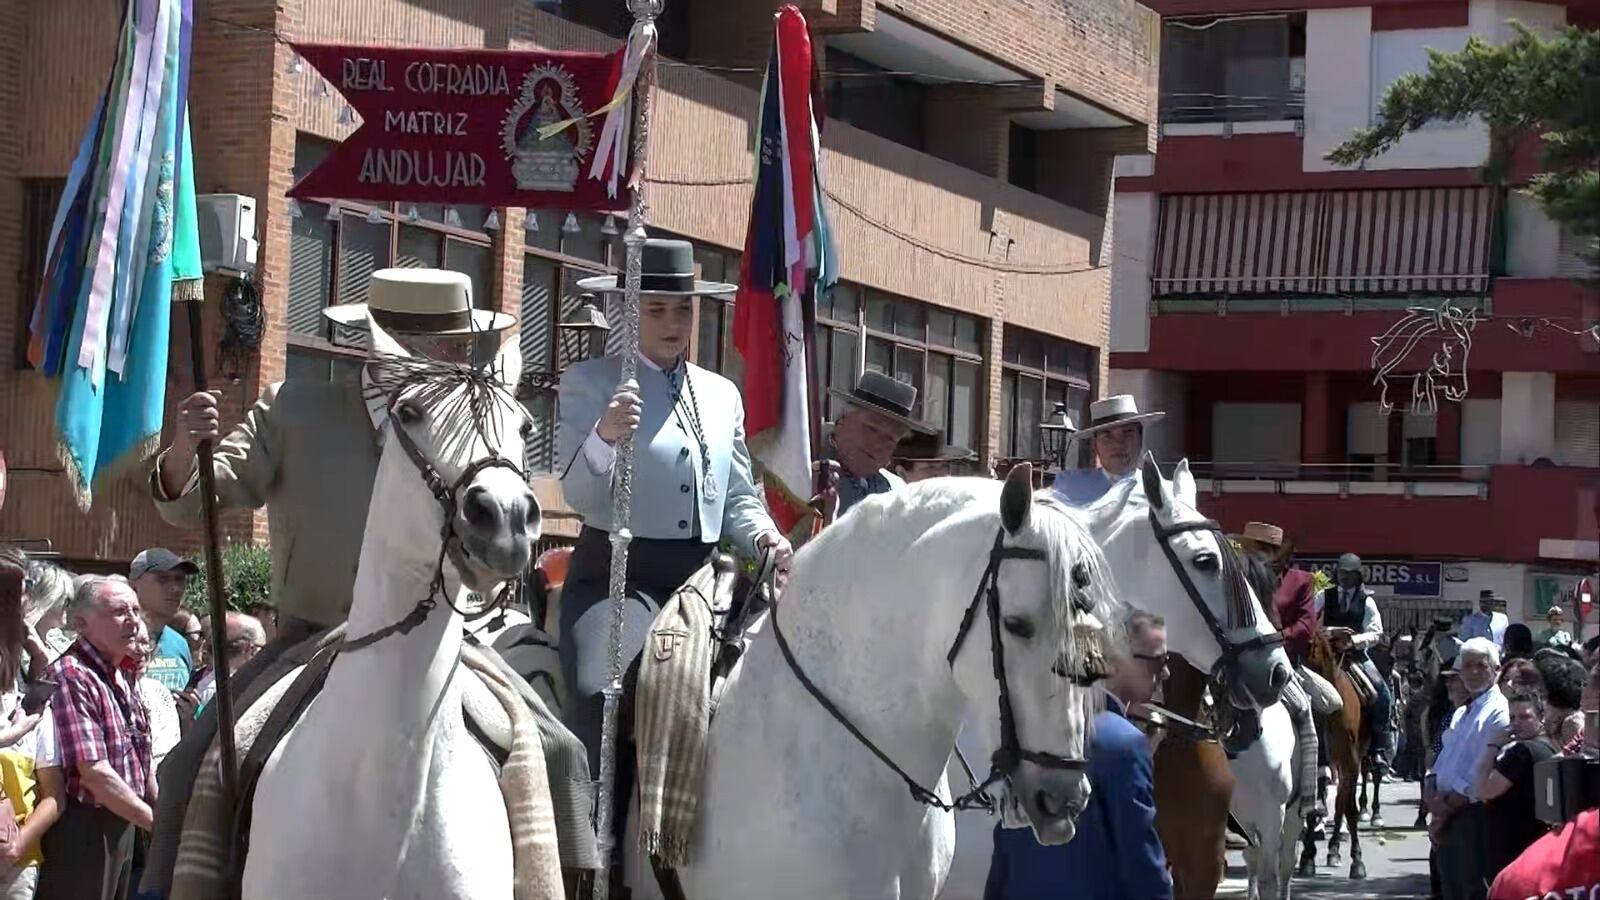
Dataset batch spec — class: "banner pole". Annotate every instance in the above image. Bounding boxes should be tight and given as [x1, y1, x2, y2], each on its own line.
[182, 292, 241, 808]
[592, 2, 659, 897]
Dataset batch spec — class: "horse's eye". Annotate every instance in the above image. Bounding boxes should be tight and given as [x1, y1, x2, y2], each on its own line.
[1193, 552, 1219, 573]
[519, 420, 534, 439]
[393, 399, 424, 426]
[1003, 616, 1035, 640]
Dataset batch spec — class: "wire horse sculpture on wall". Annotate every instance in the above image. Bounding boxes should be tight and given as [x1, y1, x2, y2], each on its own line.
[1369, 303, 1479, 416]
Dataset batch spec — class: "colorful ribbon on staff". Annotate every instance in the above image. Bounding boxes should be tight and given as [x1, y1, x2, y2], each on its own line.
[28, 0, 202, 509]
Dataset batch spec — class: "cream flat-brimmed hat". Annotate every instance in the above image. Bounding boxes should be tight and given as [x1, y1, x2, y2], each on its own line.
[1071, 394, 1166, 441]
[323, 268, 514, 335]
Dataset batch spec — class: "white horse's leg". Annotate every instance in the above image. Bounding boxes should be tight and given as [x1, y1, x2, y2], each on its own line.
[1277, 804, 1304, 900]
[901, 772, 954, 900]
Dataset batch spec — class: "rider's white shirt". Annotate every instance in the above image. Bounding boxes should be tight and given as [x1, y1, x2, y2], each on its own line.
[1313, 587, 1384, 648]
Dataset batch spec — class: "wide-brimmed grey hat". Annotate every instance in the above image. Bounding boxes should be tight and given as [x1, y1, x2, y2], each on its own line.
[829, 372, 936, 435]
[1071, 394, 1165, 441]
[575, 238, 737, 296]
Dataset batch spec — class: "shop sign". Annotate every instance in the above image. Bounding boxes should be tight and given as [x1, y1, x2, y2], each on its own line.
[1297, 558, 1443, 598]
[289, 43, 631, 211]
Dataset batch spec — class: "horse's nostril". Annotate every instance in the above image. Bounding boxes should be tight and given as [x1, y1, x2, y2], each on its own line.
[463, 486, 498, 528]
[1035, 789, 1067, 820]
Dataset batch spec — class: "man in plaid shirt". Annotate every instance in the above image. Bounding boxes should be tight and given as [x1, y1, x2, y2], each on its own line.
[36, 576, 154, 900]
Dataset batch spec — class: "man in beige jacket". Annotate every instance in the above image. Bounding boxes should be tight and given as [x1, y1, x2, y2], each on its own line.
[149, 268, 513, 646]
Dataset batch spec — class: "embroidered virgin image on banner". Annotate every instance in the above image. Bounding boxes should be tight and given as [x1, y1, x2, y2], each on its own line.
[288, 43, 633, 212]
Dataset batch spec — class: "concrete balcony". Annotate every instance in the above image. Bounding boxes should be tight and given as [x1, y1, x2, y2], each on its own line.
[1188, 462, 1599, 561]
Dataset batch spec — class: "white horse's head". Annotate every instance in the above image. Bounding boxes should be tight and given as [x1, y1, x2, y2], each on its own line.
[1084, 453, 1291, 710]
[947, 467, 1120, 845]
[364, 323, 540, 595]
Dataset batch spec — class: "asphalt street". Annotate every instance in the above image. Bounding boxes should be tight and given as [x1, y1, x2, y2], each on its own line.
[1219, 784, 1434, 899]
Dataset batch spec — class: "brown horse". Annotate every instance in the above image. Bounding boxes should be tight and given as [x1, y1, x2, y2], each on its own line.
[1152, 658, 1235, 899]
[1304, 631, 1369, 879]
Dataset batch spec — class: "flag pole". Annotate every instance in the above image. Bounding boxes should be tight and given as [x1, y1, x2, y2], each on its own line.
[592, 1, 660, 896]
[181, 291, 241, 807]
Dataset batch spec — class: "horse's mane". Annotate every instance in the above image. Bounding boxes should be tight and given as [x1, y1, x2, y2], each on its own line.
[1238, 552, 1281, 631]
[362, 352, 525, 452]
[1090, 473, 1259, 632]
[796, 478, 1123, 672]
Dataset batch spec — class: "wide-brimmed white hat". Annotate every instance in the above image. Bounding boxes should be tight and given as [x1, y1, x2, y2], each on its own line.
[323, 268, 514, 335]
[1071, 394, 1165, 441]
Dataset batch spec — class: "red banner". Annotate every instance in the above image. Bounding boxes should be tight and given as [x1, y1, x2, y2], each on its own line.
[288, 43, 631, 212]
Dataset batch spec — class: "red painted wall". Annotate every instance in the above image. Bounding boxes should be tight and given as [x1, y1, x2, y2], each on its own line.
[1113, 278, 1600, 374]
[1117, 134, 1545, 196]
[1201, 465, 1600, 559]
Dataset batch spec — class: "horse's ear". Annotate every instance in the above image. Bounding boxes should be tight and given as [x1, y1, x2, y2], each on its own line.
[1140, 452, 1169, 513]
[1172, 458, 1197, 503]
[1001, 463, 1032, 535]
[367, 320, 409, 359]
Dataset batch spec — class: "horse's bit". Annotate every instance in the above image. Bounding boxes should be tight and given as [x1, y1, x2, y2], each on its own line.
[770, 526, 1104, 813]
[342, 380, 527, 652]
[1149, 509, 1283, 682]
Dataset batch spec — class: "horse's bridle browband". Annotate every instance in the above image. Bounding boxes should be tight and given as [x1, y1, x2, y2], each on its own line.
[341, 381, 526, 652]
[1148, 510, 1283, 681]
[771, 525, 1102, 813]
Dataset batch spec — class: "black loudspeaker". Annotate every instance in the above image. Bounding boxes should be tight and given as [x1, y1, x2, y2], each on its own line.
[1534, 755, 1600, 825]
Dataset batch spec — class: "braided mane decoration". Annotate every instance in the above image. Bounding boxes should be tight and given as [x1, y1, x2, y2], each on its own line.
[362, 352, 529, 449]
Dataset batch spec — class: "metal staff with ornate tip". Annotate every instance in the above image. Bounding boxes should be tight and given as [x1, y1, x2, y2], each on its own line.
[593, 2, 661, 897]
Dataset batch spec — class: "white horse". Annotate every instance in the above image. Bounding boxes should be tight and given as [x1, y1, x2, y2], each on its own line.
[943, 456, 1292, 899]
[243, 325, 539, 900]
[668, 471, 1118, 900]
[1229, 702, 1303, 900]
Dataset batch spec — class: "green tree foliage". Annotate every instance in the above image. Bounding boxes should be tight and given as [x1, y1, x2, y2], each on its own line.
[1327, 24, 1600, 274]
[183, 542, 273, 614]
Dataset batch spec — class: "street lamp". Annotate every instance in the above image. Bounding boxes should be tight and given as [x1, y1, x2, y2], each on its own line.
[1039, 402, 1078, 471]
[517, 293, 612, 400]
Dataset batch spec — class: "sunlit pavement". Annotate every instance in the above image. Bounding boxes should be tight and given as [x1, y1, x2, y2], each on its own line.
[1219, 784, 1434, 899]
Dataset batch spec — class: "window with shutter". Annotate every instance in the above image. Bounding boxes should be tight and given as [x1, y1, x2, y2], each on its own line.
[287, 202, 334, 339]
[999, 325, 1095, 464]
[14, 178, 66, 369]
[1556, 226, 1597, 279]
[1554, 401, 1600, 468]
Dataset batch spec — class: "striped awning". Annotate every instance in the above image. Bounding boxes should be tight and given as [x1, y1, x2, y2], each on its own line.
[1152, 187, 1495, 297]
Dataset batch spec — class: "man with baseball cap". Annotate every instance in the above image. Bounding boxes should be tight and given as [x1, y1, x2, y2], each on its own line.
[129, 548, 199, 694]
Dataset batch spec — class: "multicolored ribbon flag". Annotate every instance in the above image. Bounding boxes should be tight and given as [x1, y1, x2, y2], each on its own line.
[28, 0, 202, 509]
[733, 4, 839, 535]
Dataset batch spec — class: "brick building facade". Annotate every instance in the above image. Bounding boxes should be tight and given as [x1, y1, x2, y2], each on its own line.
[0, 0, 1158, 566]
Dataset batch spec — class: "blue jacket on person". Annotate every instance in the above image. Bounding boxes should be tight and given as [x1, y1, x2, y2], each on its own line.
[983, 694, 1173, 900]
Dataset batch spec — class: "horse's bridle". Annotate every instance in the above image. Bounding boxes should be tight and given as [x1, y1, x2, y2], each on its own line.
[771, 524, 1104, 812]
[1148, 509, 1283, 682]
[342, 381, 527, 652]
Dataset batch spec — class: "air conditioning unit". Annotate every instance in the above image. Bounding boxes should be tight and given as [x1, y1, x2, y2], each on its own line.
[196, 193, 259, 275]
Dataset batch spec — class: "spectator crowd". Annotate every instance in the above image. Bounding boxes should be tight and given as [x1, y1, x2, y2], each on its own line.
[0, 545, 263, 900]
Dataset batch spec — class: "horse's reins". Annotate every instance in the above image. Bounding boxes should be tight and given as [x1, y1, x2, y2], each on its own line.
[769, 524, 1104, 813]
[342, 377, 527, 652]
[1149, 510, 1283, 683]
